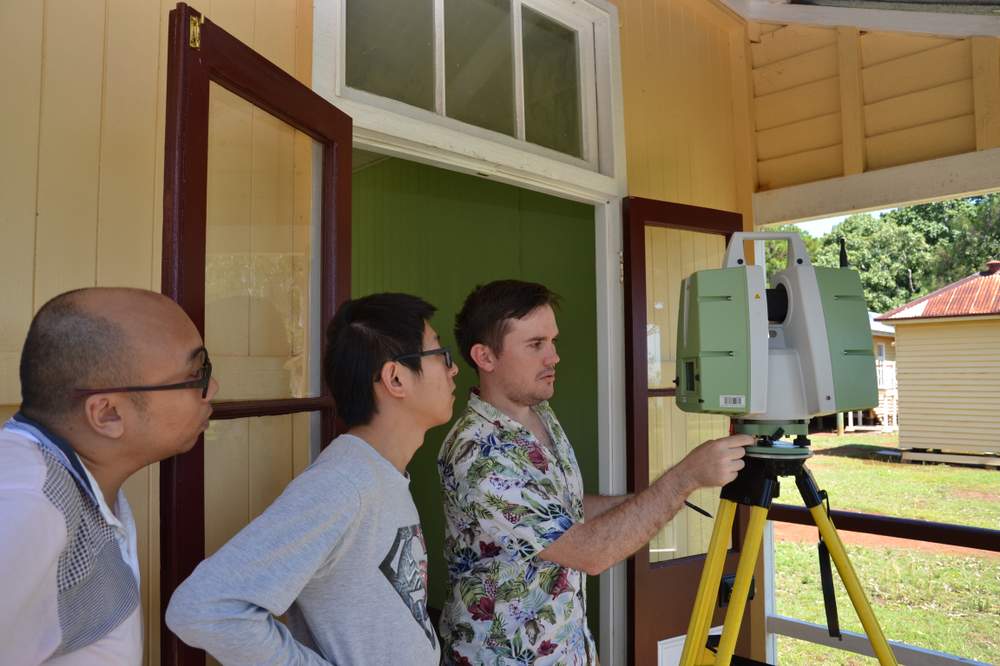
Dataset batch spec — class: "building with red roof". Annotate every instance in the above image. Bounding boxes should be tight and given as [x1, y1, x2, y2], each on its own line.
[877, 261, 1000, 456]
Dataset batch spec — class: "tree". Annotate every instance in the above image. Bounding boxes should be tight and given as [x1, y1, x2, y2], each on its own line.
[880, 198, 977, 249]
[933, 193, 1000, 285]
[814, 214, 933, 313]
[878, 196, 999, 291]
[764, 196, 999, 314]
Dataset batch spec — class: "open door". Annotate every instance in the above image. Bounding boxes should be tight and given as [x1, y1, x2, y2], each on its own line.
[623, 197, 750, 665]
[161, 4, 351, 664]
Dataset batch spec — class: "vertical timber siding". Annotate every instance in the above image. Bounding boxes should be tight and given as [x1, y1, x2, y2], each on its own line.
[614, 0, 748, 215]
[894, 318, 1000, 454]
[0, 2, 312, 663]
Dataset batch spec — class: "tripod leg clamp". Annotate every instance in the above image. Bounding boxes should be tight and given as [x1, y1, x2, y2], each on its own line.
[818, 537, 842, 639]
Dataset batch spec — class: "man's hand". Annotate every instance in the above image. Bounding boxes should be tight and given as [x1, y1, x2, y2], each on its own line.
[538, 433, 753, 575]
[670, 434, 752, 493]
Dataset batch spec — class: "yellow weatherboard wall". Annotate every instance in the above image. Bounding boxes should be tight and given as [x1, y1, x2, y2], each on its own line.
[0, 2, 313, 663]
[893, 317, 1000, 454]
[614, 0, 751, 217]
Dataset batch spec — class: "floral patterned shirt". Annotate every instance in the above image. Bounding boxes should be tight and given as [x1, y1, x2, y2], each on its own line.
[437, 391, 596, 666]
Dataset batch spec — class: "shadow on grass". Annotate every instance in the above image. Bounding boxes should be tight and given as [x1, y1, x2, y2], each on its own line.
[812, 444, 899, 463]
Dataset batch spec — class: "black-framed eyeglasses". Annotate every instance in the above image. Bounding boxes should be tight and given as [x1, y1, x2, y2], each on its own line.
[75, 349, 213, 399]
[392, 347, 453, 369]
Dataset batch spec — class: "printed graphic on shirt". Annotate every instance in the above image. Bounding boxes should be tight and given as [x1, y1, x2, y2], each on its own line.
[379, 524, 436, 647]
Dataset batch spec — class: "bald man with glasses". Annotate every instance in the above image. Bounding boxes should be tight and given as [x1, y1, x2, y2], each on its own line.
[0, 287, 218, 665]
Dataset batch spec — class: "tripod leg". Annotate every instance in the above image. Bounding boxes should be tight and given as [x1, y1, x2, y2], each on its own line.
[679, 499, 738, 666]
[809, 506, 899, 666]
[714, 505, 767, 665]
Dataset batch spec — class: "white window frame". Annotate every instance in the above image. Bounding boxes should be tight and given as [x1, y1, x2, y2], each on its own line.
[313, 0, 626, 201]
[517, 0, 599, 166]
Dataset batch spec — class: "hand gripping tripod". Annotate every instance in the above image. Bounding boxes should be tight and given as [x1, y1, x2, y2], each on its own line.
[678, 443, 899, 666]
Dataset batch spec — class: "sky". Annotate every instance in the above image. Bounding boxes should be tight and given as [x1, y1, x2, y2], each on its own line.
[793, 208, 895, 237]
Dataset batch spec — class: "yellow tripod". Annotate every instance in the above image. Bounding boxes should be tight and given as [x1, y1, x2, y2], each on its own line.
[678, 448, 899, 666]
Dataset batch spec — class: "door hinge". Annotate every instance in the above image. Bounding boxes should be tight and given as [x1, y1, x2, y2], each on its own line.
[189, 14, 204, 49]
[618, 250, 624, 285]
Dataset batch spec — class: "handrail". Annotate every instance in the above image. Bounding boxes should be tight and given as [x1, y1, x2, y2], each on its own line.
[766, 615, 989, 666]
[211, 396, 335, 420]
[768, 504, 1000, 552]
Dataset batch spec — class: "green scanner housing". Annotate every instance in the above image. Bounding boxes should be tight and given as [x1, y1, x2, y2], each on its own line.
[675, 233, 878, 437]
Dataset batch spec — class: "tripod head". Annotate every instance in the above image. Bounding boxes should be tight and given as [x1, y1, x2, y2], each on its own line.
[746, 426, 812, 459]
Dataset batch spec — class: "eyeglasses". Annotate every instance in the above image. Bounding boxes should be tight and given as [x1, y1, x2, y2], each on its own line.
[392, 347, 453, 369]
[75, 349, 213, 399]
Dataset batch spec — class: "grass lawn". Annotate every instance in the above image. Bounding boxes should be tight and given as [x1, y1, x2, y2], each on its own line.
[775, 541, 999, 664]
[771, 432, 1000, 664]
[775, 432, 1000, 529]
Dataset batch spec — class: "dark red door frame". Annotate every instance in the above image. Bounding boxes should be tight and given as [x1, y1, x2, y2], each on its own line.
[622, 196, 748, 665]
[161, 4, 351, 664]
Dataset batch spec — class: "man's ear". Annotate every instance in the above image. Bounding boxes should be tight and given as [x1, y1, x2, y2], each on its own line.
[469, 343, 497, 373]
[377, 360, 408, 398]
[83, 395, 126, 439]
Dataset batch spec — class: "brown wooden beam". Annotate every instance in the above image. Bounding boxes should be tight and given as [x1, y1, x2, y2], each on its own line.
[768, 504, 1000, 553]
[211, 397, 335, 420]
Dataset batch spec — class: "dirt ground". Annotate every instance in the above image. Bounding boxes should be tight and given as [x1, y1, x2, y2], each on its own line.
[773, 522, 1000, 559]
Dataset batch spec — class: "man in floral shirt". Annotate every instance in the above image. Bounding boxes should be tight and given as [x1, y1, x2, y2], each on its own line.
[438, 281, 752, 665]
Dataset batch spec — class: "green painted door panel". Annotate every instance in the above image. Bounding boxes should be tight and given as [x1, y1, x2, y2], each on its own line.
[351, 153, 599, 634]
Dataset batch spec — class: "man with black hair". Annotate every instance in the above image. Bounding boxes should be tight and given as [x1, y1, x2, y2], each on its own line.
[1, 287, 217, 665]
[438, 280, 751, 665]
[167, 292, 456, 665]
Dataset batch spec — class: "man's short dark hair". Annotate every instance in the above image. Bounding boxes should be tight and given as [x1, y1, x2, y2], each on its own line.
[20, 290, 136, 420]
[454, 280, 560, 371]
[323, 293, 436, 428]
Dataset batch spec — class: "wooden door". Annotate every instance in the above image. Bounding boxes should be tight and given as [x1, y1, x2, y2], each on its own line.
[161, 4, 351, 664]
[623, 197, 750, 665]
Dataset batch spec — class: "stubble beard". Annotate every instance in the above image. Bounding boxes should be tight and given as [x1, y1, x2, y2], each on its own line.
[507, 379, 554, 408]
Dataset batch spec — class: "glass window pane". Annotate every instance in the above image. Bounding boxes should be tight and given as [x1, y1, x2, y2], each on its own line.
[346, 0, 435, 111]
[205, 83, 322, 401]
[644, 226, 726, 389]
[444, 0, 515, 136]
[522, 7, 582, 157]
[648, 396, 729, 563]
[204, 412, 319, 555]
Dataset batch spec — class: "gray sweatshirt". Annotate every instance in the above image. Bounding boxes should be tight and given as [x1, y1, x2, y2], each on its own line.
[166, 434, 440, 665]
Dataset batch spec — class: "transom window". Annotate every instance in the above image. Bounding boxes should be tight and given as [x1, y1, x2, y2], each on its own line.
[339, 0, 603, 168]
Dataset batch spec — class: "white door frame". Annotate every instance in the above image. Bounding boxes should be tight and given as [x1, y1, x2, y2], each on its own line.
[312, 1, 630, 663]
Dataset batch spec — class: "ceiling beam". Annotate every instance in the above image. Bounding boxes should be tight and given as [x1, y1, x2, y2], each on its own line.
[753, 146, 1000, 225]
